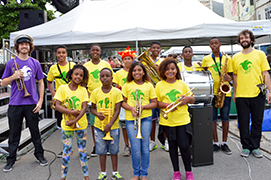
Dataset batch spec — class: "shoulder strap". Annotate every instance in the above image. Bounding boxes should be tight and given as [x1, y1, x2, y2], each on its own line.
[211, 53, 222, 76]
[56, 63, 69, 84]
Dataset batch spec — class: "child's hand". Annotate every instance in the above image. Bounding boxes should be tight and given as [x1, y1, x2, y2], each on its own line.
[97, 112, 105, 120]
[104, 123, 112, 133]
[70, 109, 80, 116]
[166, 103, 178, 112]
[65, 119, 76, 127]
[131, 106, 138, 117]
[177, 95, 190, 106]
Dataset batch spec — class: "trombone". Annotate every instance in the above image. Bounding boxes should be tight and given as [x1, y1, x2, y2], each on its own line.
[134, 89, 143, 139]
[100, 97, 114, 140]
[161, 87, 194, 119]
[62, 97, 81, 129]
[12, 58, 31, 97]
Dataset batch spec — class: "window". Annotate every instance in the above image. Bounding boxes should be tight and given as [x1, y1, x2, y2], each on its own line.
[265, 7, 271, 19]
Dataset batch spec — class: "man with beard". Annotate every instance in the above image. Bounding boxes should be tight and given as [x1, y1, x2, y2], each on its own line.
[202, 37, 233, 155]
[232, 29, 271, 158]
[1, 34, 47, 172]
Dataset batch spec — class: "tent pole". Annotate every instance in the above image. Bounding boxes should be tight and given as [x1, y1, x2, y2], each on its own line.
[136, 40, 138, 56]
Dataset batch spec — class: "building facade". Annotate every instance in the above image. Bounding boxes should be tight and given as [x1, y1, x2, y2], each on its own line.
[255, 0, 271, 20]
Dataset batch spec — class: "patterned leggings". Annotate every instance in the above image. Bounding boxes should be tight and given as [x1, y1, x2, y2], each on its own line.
[61, 129, 88, 178]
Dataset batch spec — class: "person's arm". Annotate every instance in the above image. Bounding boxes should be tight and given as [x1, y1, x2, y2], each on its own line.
[141, 98, 157, 110]
[90, 103, 105, 121]
[262, 71, 271, 103]
[47, 81, 56, 97]
[55, 100, 80, 116]
[33, 79, 44, 113]
[1, 70, 23, 87]
[104, 101, 122, 133]
[65, 101, 87, 127]
[232, 74, 237, 103]
[122, 96, 137, 117]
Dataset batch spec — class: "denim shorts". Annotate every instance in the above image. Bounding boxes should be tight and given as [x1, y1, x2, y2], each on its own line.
[94, 127, 120, 155]
[212, 96, 231, 122]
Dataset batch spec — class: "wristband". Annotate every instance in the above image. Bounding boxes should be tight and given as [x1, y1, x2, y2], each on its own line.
[166, 103, 169, 108]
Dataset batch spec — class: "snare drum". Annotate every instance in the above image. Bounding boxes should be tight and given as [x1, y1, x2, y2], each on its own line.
[180, 71, 214, 105]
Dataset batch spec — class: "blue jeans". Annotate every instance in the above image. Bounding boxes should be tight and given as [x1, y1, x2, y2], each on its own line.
[126, 116, 152, 177]
[212, 96, 231, 122]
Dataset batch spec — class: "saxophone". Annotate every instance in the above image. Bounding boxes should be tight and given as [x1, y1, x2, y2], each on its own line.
[215, 52, 231, 109]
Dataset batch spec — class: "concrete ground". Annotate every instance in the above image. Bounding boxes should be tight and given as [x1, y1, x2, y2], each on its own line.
[0, 119, 271, 180]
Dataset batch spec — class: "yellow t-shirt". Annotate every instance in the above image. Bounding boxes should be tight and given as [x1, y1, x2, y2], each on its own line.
[47, 62, 75, 90]
[155, 80, 191, 127]
[54, 84, 89, 131]
[177, 62, 201, 71]
[122, 81, 157, 120]
[232, 49, 270, 98]
[154, 58, 164, 65]
[202, 54, 233, 96]
[90, 87, 123, 130]
[83, 59, 113, 95]
[113, 69, 128, 88]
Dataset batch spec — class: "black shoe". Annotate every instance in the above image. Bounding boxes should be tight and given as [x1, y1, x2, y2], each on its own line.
[91, 146, 98, 157]
[221, 144, 232, 155]
[37, 156, 48, 166]
[3, 162, 14, 172]
[213, 144, 220, 152]
[57, 151, 63, 158]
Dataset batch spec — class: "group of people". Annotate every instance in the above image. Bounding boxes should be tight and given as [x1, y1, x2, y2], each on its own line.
[1, 29, 270, 180]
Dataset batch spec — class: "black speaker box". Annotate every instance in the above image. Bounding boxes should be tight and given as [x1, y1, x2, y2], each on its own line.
[189, 105, 213, 167]
[19, 10, 47, 30]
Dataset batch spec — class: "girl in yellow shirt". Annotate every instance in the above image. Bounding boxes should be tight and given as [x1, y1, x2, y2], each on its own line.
[156, 58, 195, 180]
[122, 61, 157, 180]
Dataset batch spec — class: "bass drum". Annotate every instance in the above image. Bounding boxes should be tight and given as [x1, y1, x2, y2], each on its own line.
[180, 71, 214, 105]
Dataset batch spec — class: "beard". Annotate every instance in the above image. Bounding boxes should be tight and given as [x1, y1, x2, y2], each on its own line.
[241, 41, 251, 49]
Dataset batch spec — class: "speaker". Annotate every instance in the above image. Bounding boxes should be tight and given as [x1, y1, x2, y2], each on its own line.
[19, 10, 47, 30]
[189, 105, 213, 167]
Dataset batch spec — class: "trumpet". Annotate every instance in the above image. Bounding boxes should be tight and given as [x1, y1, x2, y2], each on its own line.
[12, 58, 31, 97]
[161, 87, 194, 119]
[59, 98, 80, 129]
[100, 97, 113, 140]
[134, 89, 143, 139]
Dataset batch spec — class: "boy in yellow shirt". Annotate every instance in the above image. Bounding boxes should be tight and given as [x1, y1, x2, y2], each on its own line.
[177, 46, 201, 72]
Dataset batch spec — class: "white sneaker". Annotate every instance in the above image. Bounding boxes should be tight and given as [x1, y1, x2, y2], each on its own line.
[149, 140, 157, 151]
[161, 140, 169, 152]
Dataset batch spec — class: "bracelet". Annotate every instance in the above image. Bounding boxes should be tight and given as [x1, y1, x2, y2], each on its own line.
[166, 103, 169, 108]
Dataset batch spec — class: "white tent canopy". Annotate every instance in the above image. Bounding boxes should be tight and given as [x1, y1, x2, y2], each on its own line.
[10, 0, 271, 50]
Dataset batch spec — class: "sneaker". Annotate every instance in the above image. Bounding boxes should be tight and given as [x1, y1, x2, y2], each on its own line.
[161, 140, 169, 152]
[57, 151, 63, 158]
[213, 144, 220, 152]
[3, 162, 14, 172]
[178, 149, 181, 156]
[91, 146, 98, 157]
[240, 149, 250, 157]
[123, 145, 131, 156]
[149, 140, 157, 152]
[221, 144, 232, 155]
[87, 153, 91, 159]
[37, 156, 48, 166]
[112, 172, 124, 180]
[172, 171, 181, 180]
[97, 172, 108, 180]
[252, 149, 263, 158]
[186, 171, 195, 180]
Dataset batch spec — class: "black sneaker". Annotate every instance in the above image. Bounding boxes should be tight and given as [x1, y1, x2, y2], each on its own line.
[91, 146, 98, 157]
[3, 162, 14, 172]
[37, 156, 48, 166]
[213, 144, 220, 152]
[87, 153, 91, 159]
[221, 144, 232, 155]
[57, 151, 63, 158]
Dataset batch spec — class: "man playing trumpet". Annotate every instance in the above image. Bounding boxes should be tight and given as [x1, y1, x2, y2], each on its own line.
[1, 34, 48, 172]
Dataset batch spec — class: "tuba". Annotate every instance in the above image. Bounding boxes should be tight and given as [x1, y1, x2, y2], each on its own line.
[134, 88, 143, 139]
[215, 52, 231, 109]
[161, 87, 194, 119]
[138, 49, 161, 85]
[100, 97, 114, 140]
[12, 58, 31, 97]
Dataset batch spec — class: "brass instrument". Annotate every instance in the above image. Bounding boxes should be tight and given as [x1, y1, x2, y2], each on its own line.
[100, 97, 113, 140]
[138, 49, 161, 85]
[134, 89, 143, 139]
[161, 87, 194, 119]
[215, 52, 231, 108]
[12, 58, 31, 97]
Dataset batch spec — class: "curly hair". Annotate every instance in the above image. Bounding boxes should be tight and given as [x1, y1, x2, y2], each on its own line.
[14, 42, 34, 54]
[237, 29, 255, 47]
[158, 58, 181, 81]
[127, 61, 150, 83]
[66, 64, 89, 85]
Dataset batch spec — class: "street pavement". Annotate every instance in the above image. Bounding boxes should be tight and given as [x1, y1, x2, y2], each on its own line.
[1, 119, 271, 180]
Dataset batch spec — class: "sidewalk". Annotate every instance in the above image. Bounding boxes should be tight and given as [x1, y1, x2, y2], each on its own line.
[0, 120, 271, 180]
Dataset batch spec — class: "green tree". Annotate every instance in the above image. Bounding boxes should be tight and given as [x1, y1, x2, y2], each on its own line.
[0, 0, 57, 47]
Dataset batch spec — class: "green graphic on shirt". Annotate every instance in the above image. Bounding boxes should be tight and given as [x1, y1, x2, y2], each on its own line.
[98, 97, 110, 108]
[166, 89, 181, 102]
[58, 71, 68, 82]
[65, 96, 80, 109]
[131, 90, 144, 101]
[122, 78, 127, 85]
[91, 69, 100, 79]
[240, 60, 252, 73]
[211, 62, 221, 73]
